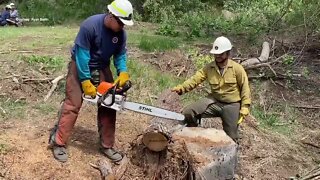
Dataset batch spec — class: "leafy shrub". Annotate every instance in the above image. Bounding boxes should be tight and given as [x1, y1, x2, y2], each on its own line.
[156, 23, 179, 37]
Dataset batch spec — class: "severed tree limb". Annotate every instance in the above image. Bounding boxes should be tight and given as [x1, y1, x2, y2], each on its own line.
[301, 141, 320, 149]
[43, 74, 66, 102]
[22, 78, 53, 83]
[291, 105, 320, 109]
[241, 42, 270, 67]
[245, 63, 277, 77]
[90, 159, 115, 180]
[115, 156, 129, 180]
[177, 66, 186, 77]
[300, 164, 320, 180]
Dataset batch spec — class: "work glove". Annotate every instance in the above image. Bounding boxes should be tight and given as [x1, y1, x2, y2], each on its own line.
[81, 80, 97, 97]
[114, 72, 130, 87]
[238, 106, 250, 124]
[171, 85, 185, 95]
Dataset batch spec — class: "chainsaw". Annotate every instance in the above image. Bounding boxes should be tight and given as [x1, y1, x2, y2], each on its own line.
[83, 81, 185, 121]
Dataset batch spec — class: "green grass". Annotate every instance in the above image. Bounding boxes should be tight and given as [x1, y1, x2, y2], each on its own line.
[112, 58, 203, 106]
[251, 105, 297, 135]
[0, 143, 9, 154]
[123, 58, 183, 103]
[0, 26, 75, 54]
[138, 34, 180, 52]
[32, 103, 56, 115]
[0, 98, 27, 121]
[20, 55, 65, 72]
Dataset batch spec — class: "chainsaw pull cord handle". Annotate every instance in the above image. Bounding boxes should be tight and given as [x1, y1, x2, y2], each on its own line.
[100, 82, 118, 107]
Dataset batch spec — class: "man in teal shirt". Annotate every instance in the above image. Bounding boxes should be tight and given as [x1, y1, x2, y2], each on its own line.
[49, 0, 134, 163]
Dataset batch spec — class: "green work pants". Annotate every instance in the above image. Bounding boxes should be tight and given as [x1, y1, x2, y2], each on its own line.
[183, 95, 240, 141]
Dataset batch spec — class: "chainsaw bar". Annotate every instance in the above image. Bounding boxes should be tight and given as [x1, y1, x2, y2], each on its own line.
[123, 102, 185, 121]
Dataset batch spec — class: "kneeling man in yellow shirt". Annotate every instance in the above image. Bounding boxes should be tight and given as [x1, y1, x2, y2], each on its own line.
[172, 36, 251, 143]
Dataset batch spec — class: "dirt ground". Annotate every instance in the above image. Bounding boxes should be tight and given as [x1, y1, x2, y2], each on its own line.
[0, 31, 320, 180]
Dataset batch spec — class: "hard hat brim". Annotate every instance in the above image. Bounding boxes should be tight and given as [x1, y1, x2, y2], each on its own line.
[210, 49, 226, 55]
[119, 18, 133, 26]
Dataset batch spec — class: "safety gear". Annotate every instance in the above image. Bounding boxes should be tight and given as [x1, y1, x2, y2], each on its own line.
[114, 72, 129, 87]
[52, 145, 68, 162]
[9, 3, 15, 6]
[237, 116, 244, 124]
[238, 106, 249, 124]
[5, 5, 11, 9]
[240, 106, 249, 116]
[100, 148, 123, 162]
[81, 80, 97, 97]
[107, 0, 134, 26]
[210, 36, 232, 54]
[171, 85, 185, 95]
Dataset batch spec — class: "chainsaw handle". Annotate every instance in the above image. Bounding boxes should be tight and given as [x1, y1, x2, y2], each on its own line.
[116, 80, 132, 95]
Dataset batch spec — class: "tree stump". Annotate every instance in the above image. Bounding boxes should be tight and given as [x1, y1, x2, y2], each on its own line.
[130, 90, 238, 179]
[141, 90, 183, 152]
[172, 127, 238, 180]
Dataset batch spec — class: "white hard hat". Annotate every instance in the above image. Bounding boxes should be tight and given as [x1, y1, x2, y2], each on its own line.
[5, 5, 11, 9]
[108, 0, 134, 26]
[210, 36, 232, 54]
[10, 3, 15, 6]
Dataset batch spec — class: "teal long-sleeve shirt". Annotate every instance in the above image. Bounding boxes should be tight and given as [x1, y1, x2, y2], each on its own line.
[75, 45, 127, 82]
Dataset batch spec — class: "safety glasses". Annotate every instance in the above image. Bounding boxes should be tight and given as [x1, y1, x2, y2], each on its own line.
[113, 15, 124, 26]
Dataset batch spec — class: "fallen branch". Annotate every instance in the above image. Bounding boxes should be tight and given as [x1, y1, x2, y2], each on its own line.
[0, 107, 6, 114]
[90, 159, 115, 180]
[43, 74, 66, 102]
[0, 75, 21, 80]
[245, 63, 277, 77]
[115, 156, 129, 180]
[241, 42, 270, 67]
[300, 164, 320, 180]
[177, 66, 186, 77]
[301, 141, 320, 149]
[22, 77, 53, 83]
[291, 105, 320, 109]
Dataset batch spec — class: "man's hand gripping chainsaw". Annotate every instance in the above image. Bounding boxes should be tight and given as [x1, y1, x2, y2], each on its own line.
[83, 81, 185, 121]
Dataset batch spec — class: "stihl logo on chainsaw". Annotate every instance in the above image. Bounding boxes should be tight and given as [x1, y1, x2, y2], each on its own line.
[139, 106, 152, 112]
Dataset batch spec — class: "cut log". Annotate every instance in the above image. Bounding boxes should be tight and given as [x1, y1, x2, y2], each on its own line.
[141, 90, 183, 152]
[241, 42, 270, 67]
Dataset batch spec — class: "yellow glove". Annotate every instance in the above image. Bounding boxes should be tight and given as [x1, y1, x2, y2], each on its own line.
[114, 72, 129, 87]
[238, 106, 250, 124]
[171, 85, 185, 95]
[81, 80, 97, 97]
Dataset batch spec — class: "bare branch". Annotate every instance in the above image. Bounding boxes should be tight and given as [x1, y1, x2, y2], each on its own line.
[43, 74, 66, 102]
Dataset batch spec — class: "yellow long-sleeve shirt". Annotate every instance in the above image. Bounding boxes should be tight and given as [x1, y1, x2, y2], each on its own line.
[180, 59, 251, 107]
